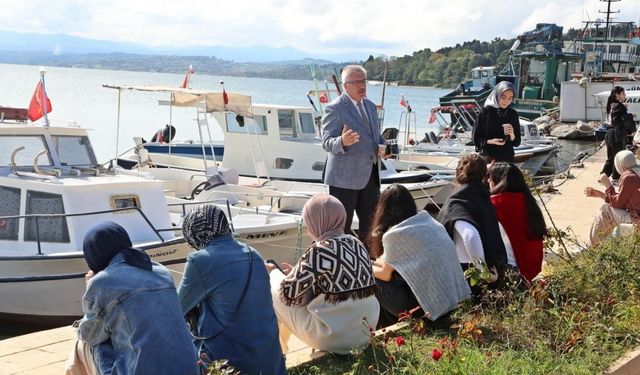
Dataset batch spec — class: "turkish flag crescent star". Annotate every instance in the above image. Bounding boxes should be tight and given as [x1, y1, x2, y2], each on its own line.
[28, 81, 52, 122]
[223, 88, 229, 105]
[400, 96, 407, 107]
[319, 91, 329, 103]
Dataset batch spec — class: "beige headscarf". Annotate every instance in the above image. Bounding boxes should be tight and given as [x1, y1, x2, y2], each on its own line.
[614, 150, 639, 175]
[302, 194, 346, 242]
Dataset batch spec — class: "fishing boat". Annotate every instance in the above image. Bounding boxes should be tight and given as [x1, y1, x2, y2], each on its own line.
[438, 66, 497, 112]
[498, 23, 583, 120]
[393, 99, 560, 176]
[0, 86, 310, 326]
[559, 0, 640, 122]
[0, 107, 192, 326]
[118, 92, 455, 210]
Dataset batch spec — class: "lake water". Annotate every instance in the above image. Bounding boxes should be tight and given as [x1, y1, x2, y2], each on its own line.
[0, 63, 451, 162]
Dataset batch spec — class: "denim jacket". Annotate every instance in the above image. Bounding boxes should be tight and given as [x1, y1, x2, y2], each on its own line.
[78, 253, 198, 375]
[177, 234, 287, 375]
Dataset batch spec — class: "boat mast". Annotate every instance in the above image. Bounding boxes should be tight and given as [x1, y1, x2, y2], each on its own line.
[600, 0, 621, 40]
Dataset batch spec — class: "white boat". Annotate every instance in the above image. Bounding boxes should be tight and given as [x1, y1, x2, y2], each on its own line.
[0, 93, 309, 326]
[560, 1, 640, 122]
[395, 102, 559, 176]
[118, 97, 454, 210]
[0, 110, 191, 326]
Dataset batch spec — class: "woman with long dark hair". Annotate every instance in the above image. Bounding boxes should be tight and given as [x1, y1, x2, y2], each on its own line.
[488, 162, 547, 283]
[472, 81, 522, 162]
[368, 184, 469, 328]
[437, 154, 509, 286]
[601, 86, 631, 180]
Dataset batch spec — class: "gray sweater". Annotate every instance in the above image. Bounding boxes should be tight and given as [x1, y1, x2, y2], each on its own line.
[381, 211, 471, 320]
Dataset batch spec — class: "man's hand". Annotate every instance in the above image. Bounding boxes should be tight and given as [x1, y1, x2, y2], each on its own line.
[341, 125, 360, 147]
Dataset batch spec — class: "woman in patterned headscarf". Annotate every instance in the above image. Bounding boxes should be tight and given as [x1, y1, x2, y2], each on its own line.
[177, 204, 286, 375]
[472, 81, 522, 162]
[267, 193, 380, 355]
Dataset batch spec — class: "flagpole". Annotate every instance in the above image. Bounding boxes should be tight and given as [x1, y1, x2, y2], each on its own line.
[114, 88, 122, 169]
[39, 67, 49, 127]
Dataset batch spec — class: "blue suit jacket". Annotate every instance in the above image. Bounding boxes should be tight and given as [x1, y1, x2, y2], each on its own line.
[321, 93, 385, 190]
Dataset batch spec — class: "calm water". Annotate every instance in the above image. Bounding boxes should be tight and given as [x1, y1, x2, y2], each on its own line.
[0, 63, 450, 162]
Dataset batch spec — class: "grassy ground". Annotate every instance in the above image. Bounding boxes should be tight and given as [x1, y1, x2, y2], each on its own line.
[288, 232, 640, 375]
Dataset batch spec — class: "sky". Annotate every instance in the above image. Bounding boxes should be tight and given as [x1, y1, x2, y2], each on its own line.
[0, 0, 638, 58]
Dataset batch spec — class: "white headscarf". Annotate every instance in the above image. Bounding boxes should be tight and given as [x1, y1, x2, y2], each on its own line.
[614, 150, 640, 175]
[484, 81, 516, 109]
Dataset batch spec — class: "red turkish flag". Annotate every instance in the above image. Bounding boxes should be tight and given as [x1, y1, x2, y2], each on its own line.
[319, 91, 329, 103]
[223, 88, 229, 105]
[27, 81, 52, 122]
[400, 96, 407, 107]
[428, 110, 437, 124]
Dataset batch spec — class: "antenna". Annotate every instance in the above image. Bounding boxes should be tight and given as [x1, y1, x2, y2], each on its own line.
[598, 0, 621, 40]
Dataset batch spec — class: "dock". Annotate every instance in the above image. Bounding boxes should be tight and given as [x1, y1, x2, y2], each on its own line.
[1, 145, 637, 374]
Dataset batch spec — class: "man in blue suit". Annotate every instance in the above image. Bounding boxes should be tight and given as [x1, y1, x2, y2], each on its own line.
[322, 65, 385, 240]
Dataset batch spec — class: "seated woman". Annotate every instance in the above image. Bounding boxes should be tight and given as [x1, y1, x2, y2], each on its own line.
[436, 154, 509, 286]
[586, 150, 640, 245]
[488, 162, 547, 284]
[177, 205, 286, 375]
[368, 184, 470, 328]
[267, 193, 379, 354]
[71, 222, 198, 375]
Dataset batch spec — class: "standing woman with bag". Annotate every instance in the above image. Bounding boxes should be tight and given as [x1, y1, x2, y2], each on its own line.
[601, 86, 634, 181]
[472, 81, 522, 162]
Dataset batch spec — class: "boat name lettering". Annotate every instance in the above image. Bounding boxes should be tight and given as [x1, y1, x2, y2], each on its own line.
[626, 98, 640, 104]
[149, 248, 178, 258]
[246, 231, 286, 239]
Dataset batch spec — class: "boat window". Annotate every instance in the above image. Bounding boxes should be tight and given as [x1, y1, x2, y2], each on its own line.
[25, 190, 69, 243]
[226, 113, 267, 134]
[312, 161, 325, 171]
[0, 135, 51, 167]
[111, 194, 141, 211]
[0, 186, 20, 241]
[299, 112, 316, 135]
[51, 136, 97, 166]
[608, 45, 621, 54]
[278, 110, 296, 138]
[273, 158, 293, 169]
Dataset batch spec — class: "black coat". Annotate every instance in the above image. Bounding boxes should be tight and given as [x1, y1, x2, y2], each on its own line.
[472, 106, 522, 162]
[436, 180, 508, 271]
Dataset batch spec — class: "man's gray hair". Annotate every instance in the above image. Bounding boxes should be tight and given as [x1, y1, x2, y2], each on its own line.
[341, 65, 367, 88]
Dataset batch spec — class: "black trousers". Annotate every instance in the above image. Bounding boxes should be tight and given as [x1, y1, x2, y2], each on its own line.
[329, 164, 380, 241]
[601, 130, 625, 180]
[375, 272, 420, 328]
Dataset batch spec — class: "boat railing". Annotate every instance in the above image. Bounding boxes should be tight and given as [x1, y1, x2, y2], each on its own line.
[0, 207, 164, 255]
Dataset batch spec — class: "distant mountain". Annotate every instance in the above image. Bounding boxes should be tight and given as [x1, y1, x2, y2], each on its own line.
[0, 30, 360, 63]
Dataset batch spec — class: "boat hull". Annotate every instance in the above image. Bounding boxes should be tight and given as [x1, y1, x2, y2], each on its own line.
[0, 238, 191, 325]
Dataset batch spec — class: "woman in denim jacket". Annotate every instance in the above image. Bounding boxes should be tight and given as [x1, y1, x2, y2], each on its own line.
[178, 205, 286, 375]
[76, 221, 198, 375]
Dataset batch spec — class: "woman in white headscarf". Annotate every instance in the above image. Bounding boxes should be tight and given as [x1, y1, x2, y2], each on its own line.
[472, 81, 522, 162]
[585, 150, 640, 245]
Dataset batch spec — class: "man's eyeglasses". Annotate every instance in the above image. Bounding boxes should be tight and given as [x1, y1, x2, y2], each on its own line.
[345, 79, 367, 86]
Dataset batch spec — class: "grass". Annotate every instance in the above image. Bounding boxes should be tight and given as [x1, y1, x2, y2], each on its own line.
[288, 231, 640, 375]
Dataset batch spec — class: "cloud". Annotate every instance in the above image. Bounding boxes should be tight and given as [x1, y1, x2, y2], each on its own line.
[0, 0, 638, 57]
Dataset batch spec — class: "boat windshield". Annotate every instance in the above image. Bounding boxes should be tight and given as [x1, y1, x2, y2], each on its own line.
[0, 135, 52, 167]
[50, 135, 97, 166]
